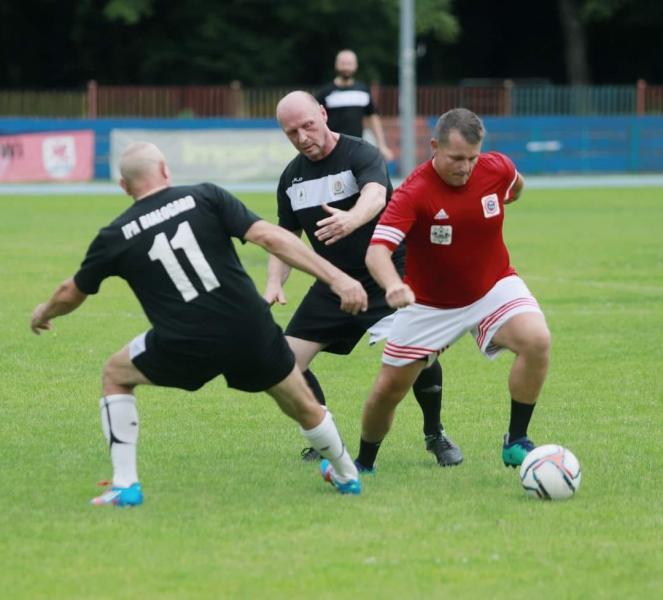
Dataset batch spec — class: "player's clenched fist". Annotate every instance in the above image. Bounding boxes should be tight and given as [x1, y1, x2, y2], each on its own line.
[330, 274, 368, 315]
[385, 283, 415, 309]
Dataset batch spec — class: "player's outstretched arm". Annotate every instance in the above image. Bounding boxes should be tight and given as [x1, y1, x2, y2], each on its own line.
[315, 182, 386, 246]
[246, 220, 367, 315]
[366, 244, 415, 309]
[31, 277, 88, 334]
[264, 254, 290, 305]
[264, 228, 302, 306]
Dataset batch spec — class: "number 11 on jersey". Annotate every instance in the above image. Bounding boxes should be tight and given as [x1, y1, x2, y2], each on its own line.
[148, 220, 220, 301]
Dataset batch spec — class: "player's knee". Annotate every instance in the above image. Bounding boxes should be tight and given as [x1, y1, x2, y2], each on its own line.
[101, 353, 131, 393]
[374, 369, 413, 407]
[523, 326, 551, 363]
[101, 356, 119, 387]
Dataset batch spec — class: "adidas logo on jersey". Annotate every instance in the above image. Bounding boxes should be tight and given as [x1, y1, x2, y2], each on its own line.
[434, 208, 449, 219]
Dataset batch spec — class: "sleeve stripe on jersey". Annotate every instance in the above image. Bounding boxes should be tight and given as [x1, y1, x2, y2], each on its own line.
[504, 170, 520, 201]
[372, 224, 405, 245]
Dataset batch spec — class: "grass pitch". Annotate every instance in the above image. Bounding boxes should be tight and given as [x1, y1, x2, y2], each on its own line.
[1, 187, 662, 599]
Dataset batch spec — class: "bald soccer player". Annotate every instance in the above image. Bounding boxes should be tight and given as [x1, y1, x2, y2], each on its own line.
[31, 141, 368, 505]
[265, 92, 463, 474]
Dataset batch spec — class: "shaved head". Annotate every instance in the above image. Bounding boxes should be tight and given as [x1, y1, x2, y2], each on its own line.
[119, 142, 166, 182]
[276, 91, 321, 125]
[118, 142, 170, 200]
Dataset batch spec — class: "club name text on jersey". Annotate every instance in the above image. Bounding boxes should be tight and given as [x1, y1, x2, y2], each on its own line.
[122, 195, 197, 240]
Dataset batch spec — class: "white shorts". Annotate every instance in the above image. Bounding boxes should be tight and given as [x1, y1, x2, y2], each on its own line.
[380, 276, 543, 367]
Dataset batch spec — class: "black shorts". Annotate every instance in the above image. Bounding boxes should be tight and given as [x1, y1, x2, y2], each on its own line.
[285, 281, 394, 355]
[130, 321, 295, 393]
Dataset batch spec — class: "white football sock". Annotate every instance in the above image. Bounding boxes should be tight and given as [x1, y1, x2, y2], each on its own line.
[301, 410, 358, 484]
[100, 394, 139, 488]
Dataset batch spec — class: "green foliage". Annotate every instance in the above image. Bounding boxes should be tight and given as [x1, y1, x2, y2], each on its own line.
[581, 0, 663, 24]
[103, 0, 155, 24]
[413, 0, 460, 42]
[0, 0, 459, 86]
[1, 187, 662, 598]
[580, 0, 635, 21]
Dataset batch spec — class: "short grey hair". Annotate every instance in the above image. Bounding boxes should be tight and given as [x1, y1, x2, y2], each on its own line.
[433, 108, 485, 146]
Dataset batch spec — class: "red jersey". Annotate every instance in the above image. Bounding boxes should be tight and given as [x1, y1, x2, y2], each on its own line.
[371, 152, 520, 308]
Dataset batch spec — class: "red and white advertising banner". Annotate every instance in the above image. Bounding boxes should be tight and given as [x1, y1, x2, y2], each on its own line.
[0, 130, 94, 182]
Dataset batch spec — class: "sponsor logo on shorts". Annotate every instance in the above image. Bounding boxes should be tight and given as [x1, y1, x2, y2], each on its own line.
[430, 225, 452, 245]
[481, 193, 500, 218]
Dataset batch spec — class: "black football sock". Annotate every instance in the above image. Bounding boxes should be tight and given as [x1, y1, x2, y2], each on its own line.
[508, 399, 536, 441]
[303, 369, 326, 406]
[356, 438, 382, 469]
[413, 360, 444, 437]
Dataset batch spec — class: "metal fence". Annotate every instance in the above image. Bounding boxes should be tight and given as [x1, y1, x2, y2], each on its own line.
[1, 81, 662, 118]
[0, 89, 87, 117]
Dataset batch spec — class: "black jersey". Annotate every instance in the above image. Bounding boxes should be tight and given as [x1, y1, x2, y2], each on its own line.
[73, 183, 269, 343]
[277, 134, 403, 281]
[315, 81, 376, 138]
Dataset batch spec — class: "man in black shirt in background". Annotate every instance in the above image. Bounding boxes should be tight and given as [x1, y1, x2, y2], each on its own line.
[316, 49, 394, 162]
[31, 142, 368, 505]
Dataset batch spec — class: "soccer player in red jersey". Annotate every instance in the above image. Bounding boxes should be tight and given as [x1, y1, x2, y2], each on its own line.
[354, 108, 551, 472]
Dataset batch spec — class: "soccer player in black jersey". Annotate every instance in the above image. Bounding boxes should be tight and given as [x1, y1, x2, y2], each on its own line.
[30, 142, 369, 505]
[315, 49, 394, 162]
[265, 91, 463, 470]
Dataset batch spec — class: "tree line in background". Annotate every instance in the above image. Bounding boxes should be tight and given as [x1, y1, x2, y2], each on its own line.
[1, 0, 661, 89]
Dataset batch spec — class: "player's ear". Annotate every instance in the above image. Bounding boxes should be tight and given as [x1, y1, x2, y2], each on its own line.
[320, 104, 328, 123]
[430, 138, 438, 155]
[161, 160, 171, 182]
[119, 178, 130, 196]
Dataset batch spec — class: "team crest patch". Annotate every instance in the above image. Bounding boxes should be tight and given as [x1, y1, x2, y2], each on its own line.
[430, 225, 452, 245]
[434, 208, 449, 219]
[332, 178, 344, 195]
[294, 186, 306, 207]
[481, 193, 500, 218]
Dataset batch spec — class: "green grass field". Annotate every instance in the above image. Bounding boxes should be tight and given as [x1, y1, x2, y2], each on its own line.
[1, 187, 662, 599]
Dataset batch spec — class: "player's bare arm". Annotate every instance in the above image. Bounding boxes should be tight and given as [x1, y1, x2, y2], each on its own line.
[366, 114, 394, 162]
[366, 244, 415, 309]
[246, 220, 368, 315]
[264, 229, 303, 305]
[31, 277, 88, 334]
[314, 182, 386, 246]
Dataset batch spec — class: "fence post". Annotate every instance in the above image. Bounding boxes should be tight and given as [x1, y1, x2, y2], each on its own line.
[87, 80, 97, 118]
[230, 80, 243, 117]
[636, 79, 646, 116]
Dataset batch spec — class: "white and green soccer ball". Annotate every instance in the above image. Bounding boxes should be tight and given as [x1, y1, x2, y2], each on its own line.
[519, 444, 582, 500]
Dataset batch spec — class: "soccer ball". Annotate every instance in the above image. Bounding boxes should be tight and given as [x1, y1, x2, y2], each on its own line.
[519, 444, 582, 500]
